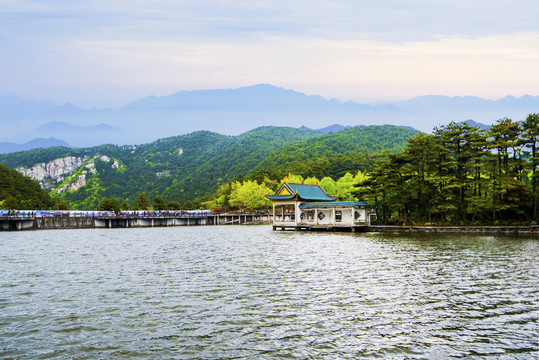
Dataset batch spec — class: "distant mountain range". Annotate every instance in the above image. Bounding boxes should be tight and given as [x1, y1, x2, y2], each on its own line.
[0, 84, 536, 148]
[303, 123, 421, 134]
[0, 137, 70, 154]
[34, 121, 118, 133]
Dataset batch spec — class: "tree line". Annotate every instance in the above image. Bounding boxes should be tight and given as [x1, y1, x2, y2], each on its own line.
[96, 193, 183, 213]
[199, 172, 368, 212]
[354, 114, 538, 225]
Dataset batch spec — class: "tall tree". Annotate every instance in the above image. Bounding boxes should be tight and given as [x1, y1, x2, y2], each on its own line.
[183, 200, 195, 210]
[167, 201, 181, 210]
[97, 197, 120, 213]
[466, 128, 490, 222]
[120, 201, 130, 210]
[229, 180, 272, 210]
[488, 118, 525, 219]
[433, 122, 483, 223]
[335, 172, 357, 201]
[320, 177, 338, 197]
[152, 195, 166, 210]
[402, 133, 440, 223]
[133, 193, 150, 210]
[522, 113, 539, 219]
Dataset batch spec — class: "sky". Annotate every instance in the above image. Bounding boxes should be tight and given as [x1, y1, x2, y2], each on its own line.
[1, 0, 538, 108]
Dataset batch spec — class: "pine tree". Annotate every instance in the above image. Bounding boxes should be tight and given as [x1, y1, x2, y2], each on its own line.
[152, 195, 166, 210]
[97, 197, 120, 213]
[133, 193, 150, 210]
[522, 114, 539, 220]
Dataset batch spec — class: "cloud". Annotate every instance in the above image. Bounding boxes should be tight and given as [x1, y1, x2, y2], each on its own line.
[28, 32, 533, 104]
[3, 0, 538, 42]
[0, 0, 538, 106]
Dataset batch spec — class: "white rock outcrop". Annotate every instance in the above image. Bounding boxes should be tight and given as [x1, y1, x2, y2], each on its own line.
[85, 162, 97, 174]
[17, 154, 124, 192]
[57, 173, 87, 193]
[17, 156, 88, 183]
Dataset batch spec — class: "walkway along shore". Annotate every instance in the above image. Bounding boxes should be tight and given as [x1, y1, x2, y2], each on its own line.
[272, 224, 539, 235]
[1, 214, 538, 234]
[365, 225, 538, 235]
[0, 213, 272, 231]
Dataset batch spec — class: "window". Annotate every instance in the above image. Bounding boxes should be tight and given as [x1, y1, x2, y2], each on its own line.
[335, 210, 342, 222]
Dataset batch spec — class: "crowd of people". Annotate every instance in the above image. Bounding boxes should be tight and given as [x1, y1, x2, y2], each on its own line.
[1, 210, 214, 218]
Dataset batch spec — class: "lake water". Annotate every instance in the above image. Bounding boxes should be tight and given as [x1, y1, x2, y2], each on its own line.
[0, 226, 538, 359]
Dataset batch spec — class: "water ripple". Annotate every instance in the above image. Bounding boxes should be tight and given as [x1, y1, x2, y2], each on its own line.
[0, 227, 537, 359]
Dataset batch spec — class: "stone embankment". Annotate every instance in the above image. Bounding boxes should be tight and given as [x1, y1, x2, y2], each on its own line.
[367, 225, 539, 234]
[2, 216, 537, 234]
[1, 214, 273, 231]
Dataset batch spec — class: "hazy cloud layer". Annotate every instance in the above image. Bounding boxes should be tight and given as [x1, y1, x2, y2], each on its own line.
[1, 0, 538, 107]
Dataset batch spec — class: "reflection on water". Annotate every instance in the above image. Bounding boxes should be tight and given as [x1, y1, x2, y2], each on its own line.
[1, 227, 538, 359]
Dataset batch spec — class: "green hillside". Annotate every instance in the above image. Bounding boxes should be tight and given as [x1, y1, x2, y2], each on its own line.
[0, 127, 322, 209]
[251, 125, 419, 179]
[162, 126, 321, 200]
[0, 125, 419, 210]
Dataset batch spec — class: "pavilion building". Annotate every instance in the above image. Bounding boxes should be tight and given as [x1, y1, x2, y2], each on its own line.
[266, 182, 372, 231]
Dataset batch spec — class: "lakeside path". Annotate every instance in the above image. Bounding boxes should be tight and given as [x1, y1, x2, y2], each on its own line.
[2, 214, 538, 235]
[367, 225, 539, 235]
[0, 213, 272, 231]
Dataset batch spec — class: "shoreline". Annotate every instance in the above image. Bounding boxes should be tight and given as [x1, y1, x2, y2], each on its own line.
[366, 225, 539, 235]
[0, 214, 272, 231]
[2, 215, 538, 235]
[273, 224, 539, 235]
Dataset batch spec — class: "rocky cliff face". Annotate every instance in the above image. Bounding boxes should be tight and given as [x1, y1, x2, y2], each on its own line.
[16, 155, 123, 193]
[17, 156, 88, 188]
[55, 155, 124, 193]
[57, 174, 87, 193]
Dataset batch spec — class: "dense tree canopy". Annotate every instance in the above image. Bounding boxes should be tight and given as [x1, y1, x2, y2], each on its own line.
[0, 163, 61, 210]
[354, 115, 539, 225]
[1, 125, 414, 210]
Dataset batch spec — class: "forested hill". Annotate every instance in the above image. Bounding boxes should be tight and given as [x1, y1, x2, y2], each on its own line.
[0, 125, 418, 209]
[251, 125, 419, 180]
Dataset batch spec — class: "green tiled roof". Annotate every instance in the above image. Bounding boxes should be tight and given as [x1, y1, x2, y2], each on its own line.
[299, 201, 369, 208]
[287, 183, 337, 201]
[266, 182, 337, 202]
[266, 194, 296, 201]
